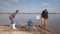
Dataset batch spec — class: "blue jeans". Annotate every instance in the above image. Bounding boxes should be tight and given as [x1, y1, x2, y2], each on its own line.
[28, 22, 33, 29]
[9, 17, 14, 24]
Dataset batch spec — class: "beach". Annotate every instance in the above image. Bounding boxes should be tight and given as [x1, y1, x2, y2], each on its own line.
[0, 14, 60, 34]
[0, 25, 53, 34]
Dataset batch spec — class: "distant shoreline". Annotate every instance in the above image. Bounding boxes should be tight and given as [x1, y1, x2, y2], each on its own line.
[0, 12, 60, 14]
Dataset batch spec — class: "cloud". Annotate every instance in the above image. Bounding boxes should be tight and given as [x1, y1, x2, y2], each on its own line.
[0, 0, 11, 6]
[42, 3, 51, 6]
[47, 0, 59, 1]
[52, 0, 59, 1]
[0, 0, 20, 6]
[41, 3, 56, 12]
[10, 0, 20, 3]
[58, 3, 60, 6]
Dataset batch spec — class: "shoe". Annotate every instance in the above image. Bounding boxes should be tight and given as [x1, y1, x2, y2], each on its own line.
[12, 24, 16, 29]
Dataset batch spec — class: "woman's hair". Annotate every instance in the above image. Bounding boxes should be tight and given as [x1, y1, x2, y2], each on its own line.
[16, 10, 19, 14]
[44, 9, 47, 11]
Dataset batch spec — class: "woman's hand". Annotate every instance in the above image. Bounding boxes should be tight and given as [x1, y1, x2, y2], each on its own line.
[15, 17, 18, 20]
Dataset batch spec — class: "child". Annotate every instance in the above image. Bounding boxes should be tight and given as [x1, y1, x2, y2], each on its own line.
[27, 19, 33, 30]
[9, 10, 19, 29]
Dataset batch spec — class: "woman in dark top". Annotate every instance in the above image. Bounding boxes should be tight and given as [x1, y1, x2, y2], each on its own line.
[41, 9, 48, 28]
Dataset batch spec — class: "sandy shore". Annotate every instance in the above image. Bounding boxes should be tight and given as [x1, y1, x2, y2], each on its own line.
[0, 25, 53, 34]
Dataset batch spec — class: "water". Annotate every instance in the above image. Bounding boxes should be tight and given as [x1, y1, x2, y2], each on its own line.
[46, 14, 60, 34]
[0, 14, 60, 34]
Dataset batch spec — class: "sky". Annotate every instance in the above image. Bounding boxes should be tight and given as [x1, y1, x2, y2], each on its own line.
[0, 0, 60, 13]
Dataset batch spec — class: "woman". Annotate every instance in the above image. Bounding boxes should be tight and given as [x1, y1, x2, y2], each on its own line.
[41, 9, 48, 28]
[9, 10, 19, 29]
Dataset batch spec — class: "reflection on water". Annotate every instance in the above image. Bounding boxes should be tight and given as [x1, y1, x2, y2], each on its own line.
[0, 14, 60, 34]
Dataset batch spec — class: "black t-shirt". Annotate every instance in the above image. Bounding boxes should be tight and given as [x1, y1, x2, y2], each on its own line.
[41, 10, 48, 19]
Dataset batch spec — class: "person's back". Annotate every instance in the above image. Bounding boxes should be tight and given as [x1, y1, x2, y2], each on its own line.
[28, 20, 33, 26]
[27, 19, 33, 30]
[9, 10, 19, 19]
[9, 13, 16, 18]
[41, 9, 48, 19]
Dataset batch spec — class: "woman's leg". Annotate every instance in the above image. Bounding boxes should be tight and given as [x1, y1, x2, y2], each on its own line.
[44, 19, 47, 28]
[42, 18, 47, 28]
[44, 18, 46, 28]
[9, 18, 16, 29]
[9, 18, 13, 24]
[41, 18, 44, 27]
[41, 18, 46, 28]
[9, 18, 13, 28]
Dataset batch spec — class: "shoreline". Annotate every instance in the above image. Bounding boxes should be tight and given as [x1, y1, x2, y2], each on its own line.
[0, 25, 53, 34]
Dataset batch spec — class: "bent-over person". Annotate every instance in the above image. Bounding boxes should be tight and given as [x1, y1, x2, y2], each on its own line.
[9, 10, 19, 29]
